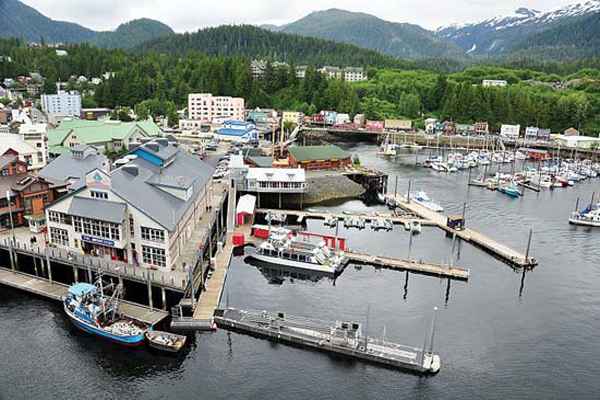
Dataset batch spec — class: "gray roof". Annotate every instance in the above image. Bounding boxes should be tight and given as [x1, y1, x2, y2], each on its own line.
[39, 149, 108, 190]
[147, 174, 194, 190]
[139, 140, 178, 162]
[68, 196, 126, 224]
[0, 154, 17, 169]
[110, 146, 215, 231]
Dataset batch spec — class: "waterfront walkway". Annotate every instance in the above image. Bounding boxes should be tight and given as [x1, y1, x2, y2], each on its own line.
[387, 195, 537, 268]
[0, 267, 168, 325]
[346, 251, 469, 280]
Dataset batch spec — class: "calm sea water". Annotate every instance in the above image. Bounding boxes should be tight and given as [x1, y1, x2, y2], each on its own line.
[2, 144, 600, 400]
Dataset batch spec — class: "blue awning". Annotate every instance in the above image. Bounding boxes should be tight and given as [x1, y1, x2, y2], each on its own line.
[68, 283, 97, 296]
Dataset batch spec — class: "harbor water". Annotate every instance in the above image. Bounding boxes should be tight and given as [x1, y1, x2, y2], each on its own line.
[2, 143, 600, 400]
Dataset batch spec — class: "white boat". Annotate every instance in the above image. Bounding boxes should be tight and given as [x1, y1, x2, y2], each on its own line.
[569, 207, 600, 227]
[410, 191, 444, 212]
[431, 162, 448, 172]
[251, 228, 348, 274]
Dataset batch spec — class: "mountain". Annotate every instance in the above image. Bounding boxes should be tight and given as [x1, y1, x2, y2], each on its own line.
[91, 19, 174, 49]
[0, 0, 174, 48]
[437, 1, 600, 57]
[0, 0, 96, 43]
[138, 25, 413, 68]
[265, 9, 464, 59]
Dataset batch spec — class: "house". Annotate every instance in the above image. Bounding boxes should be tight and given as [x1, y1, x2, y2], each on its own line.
[0, 133, 47, 171]
[39, 145, 109, 191]
[288, 145, 351, 170]
[319, 66, 343, 80]
[216, 120, 259, 143]
[45, 139, 215, 270]
[81, 108, 112, 120]
[0, 154, 66, 232]
[474, 121, 489, 135]
[483, 80, 508, 87]
[456, 124, 475, 135]
[18, 123, 48, 167]
[245, 168, 306, 193]
[47, 118, 162, 156]
[335, 114, 351, 125]
[247, 109, 278, 125]
[555, 135, 600, 149]
[281, 111, 303, 126]
[385, 119, 412, 132]
[500, 124, 521, 139]
[425, 118, 438, 134]
[525, 127, 539, 140]
[564, 127, 579, 136]
[353, 114, 365, 126]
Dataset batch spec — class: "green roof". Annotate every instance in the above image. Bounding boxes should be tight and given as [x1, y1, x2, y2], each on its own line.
[48, 118, 162, 148]
[288, 145, 350, 162]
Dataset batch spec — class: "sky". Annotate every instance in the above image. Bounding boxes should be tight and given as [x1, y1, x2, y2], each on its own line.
[22, 0, 579, 31]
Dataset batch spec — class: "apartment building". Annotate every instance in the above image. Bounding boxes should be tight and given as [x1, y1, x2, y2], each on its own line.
[187, 93, 245, 122]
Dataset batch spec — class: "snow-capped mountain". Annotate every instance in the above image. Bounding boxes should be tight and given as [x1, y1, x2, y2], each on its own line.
[437, 1, 600, 56]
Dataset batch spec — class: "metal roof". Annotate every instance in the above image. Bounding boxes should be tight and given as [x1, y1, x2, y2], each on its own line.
[39, 148, 108, 190]
[68, 282, 97, 296]
[237, 194, 256, 215]
[68, 196, 127, 224]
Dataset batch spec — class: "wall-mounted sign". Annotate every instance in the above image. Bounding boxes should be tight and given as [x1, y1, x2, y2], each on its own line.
[85, 168, 111, 190]
[81, 235, 115, 247]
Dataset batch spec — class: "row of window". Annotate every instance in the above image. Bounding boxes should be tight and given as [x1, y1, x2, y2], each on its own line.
[142, 245, 166, 268]
[90, 190, 108, 199]
[141, 226, 165, 243]
[48, 211, 72, 225]
[49, 227, 69, 247]
[73, 216, 120, 241]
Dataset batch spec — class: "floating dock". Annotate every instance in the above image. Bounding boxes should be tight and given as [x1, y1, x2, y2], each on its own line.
[214, 308, 440, 375]
[346, 251, 469, 280]
[0, 267, 168, 325]
[387, 195, 537, 268]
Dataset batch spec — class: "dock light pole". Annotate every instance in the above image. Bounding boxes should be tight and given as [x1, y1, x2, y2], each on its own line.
[6, 190, 15, 244]
[407, 180, 412, 204]
[429, 307, 438, 356]
[525, 228, 533, 264]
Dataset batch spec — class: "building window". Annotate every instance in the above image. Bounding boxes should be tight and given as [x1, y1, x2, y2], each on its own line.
[142, 245, 166, 268]
[141, 226, 165, 243]
[48, 211, 71, 225]
[129, 215, 134, 237]
[90, 190, 108, 199]
[73, 215, 120, 241]
[49, 227, 69, 247]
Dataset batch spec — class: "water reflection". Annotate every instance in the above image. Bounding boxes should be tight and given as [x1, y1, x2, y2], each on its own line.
[244, 256, 336, 285]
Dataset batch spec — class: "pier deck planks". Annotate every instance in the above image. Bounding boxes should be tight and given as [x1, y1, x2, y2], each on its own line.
[0, 267, 168, 325]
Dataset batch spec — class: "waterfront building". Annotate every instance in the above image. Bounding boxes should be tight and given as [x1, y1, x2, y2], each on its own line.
[563, 127, 579, 136]
[0, 154, 66, 231]
[425, 118, 438, 134]
[41, 91, 82, 118]
[45, 139, 215, 270]
[500, 124, 521, 139]
[281, 111, 303, 126]
[555, 135, 600, 149]
[525, 127, 540, 140]
[482, 79, 508, 87]
[47, 118, 162, 156]
[216, 120, 259, 143]
[39, 145, 109, 191]
[187, 93, 244, 123]
[245, 168, 306, 193]
[385, 119, 412, 132]
[288, 145, 351, 170]
[474, 121, 489, 135]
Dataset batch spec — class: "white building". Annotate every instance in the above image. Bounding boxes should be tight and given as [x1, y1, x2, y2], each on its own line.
[500, 124, 521, 139]
[0, 133, 47, 170]
[525, 126, 539, 140]
[18, 123, 48, 167]
[187, 93, 244, 123]
[483, 80, 508, 88]
[555, 135, 600, 149]
[245, 168, 306, 193]
[343, 67, 367, 82]
[41, 91, 81, 118]
[45, 139, 215, 271]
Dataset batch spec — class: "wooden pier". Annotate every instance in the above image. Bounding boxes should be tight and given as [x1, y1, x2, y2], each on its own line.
[0, 267, 168, 325]
[256, 208, 434, 227]
[346, 251, 469, 280]
[387, 195, 537, 268]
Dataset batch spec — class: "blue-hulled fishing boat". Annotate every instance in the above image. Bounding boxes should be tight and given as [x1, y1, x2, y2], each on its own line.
[63, 281, 149, 346]
[498, 184, 521, 198]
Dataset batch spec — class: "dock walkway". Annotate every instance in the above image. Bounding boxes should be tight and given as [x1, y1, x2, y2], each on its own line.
[0, 267, 168, 325]
[387, 195, 536, 268]
[346, 251, 469, 280]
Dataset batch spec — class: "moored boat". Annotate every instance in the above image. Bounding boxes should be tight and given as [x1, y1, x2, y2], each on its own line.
[63, 282, 149, 346]
[410, 191, 444, 212]
[145, 331, 187, 353]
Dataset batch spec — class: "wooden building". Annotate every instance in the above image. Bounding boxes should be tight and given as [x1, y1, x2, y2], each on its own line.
[287, 145, 351, 170]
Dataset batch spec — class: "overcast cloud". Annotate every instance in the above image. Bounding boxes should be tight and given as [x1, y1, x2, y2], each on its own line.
[22, 0, 577, 31]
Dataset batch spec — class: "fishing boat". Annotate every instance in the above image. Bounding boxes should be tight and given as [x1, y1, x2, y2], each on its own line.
[145, 331, 187, 353]
[410, 191, 444, 212]
[63, 281, 149, 346]
[250, 228, 348, 274]
[498, 183, 521, 198]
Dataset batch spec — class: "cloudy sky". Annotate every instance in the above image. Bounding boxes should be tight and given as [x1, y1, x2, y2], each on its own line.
[22, 0, 578, 31]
